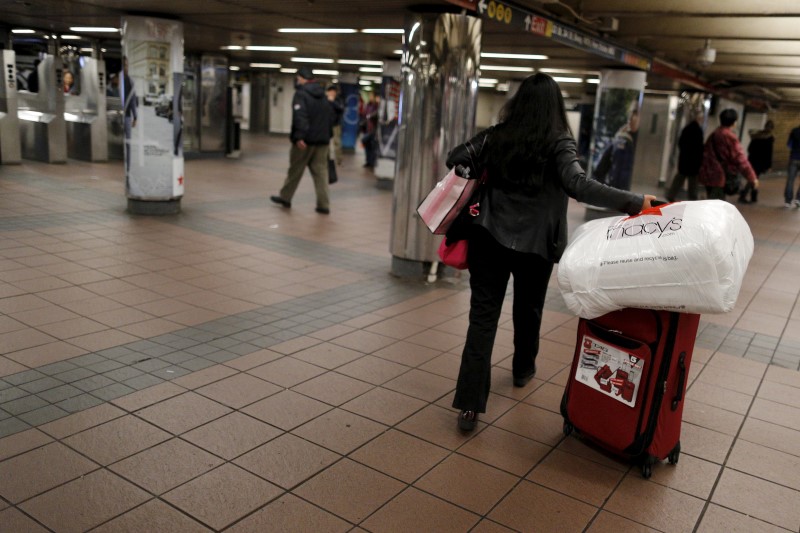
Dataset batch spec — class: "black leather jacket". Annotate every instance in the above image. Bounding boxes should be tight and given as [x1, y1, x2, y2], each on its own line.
[446, 127, 644, 262]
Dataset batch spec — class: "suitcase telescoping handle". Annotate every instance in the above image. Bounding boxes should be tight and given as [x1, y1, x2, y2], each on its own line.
[671, 352, 687, 411]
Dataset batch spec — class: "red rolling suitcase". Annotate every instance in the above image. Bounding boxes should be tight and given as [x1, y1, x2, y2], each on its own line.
[560, 308, 700, 478]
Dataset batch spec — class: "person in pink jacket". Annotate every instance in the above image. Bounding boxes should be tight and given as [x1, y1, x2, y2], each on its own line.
[698, 109, 758, 200]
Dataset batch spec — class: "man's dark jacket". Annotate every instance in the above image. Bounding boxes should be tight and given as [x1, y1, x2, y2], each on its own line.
[677, 120, 704, 176]
[291, 81, 334, 146]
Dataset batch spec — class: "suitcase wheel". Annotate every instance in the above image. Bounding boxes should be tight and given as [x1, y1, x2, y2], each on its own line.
[562, 421, 573, 436]
[668, 442, 681, 465]
[641, 462, 652, 479]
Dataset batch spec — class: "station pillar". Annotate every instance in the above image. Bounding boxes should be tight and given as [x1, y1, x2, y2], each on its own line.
[121, 15, 184, 215]
[390, 9, 482, 278]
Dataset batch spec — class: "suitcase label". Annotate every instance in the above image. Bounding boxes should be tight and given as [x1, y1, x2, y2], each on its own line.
[576, 334, 645, 407]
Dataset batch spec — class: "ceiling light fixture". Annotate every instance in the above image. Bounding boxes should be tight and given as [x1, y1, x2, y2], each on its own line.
[250, 63, 281, 68]
[540, 68, 601, 75]
[11, 29, 35, 34]
[552, 76, 583, 83]
[279, 28, 356, 33]
[229, 66, 241, 71]
[338, 59, 384, 65]
[60, 35, 81, 40]
[359, 80, 373, 86]
[481, 52, 547, 60]
[246, 46, 297, 52]
[586, 78, 600, 84]
[313, 69, 339, 76]
[291, 57, 334, 64]
[69, 27, 118, 32]
[481, 65, 535, 72]
[280, 68, 298, 73]
[361, 29, 404, 34]
[221, 46, 243, 51]
[479, 78, 499, 84]
[393, 49, 403, 55]
[359, 67, 384, 73]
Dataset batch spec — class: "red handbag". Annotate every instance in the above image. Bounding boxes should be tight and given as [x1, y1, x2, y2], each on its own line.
[438, 238, 469, 270]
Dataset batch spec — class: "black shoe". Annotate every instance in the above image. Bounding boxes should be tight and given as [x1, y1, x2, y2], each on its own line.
[513, 365, 537, 388]
[315, 207, 330, 215]
[270, 195, 291, 208]
[458, 410, 477, 432]
[751, 190, 758, 203]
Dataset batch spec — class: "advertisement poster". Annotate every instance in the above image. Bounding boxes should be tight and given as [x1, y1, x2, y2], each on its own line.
[121, 16, 184, 200]
[575, 334, 644, 407]
[588, 70, 646, 191]
[340, 82, 360, 151]
[378, 76, 401, 160]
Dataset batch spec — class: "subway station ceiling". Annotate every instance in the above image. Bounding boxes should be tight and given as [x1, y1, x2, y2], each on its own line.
[3, 0, 800, 106]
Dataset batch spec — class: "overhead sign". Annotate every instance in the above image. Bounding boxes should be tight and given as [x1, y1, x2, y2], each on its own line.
[447, 0, 651, 71]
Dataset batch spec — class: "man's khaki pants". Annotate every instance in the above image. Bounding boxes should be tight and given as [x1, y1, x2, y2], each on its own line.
[279, 144, 330, 210]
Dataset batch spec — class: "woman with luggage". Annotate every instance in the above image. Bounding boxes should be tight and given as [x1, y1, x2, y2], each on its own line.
[445, 73, 655, 431]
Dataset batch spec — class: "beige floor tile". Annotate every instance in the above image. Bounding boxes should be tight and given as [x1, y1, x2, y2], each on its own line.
[696, 364, 762, 395]
[0, 428, 52, 462]
[0, 508, 50, 532]
[764, 365, 800, 389]
[527, 448, 625, 507]
[5, 340, 88, 368]
[136, 391, 232, 434]
[350, 429, 449, 484]
[382, 368, 455, 402]
[706, 352, 767, 378]
[38, 403, 125, 439]
[0, 356, 27, 378]
[711, 468, 800, 531]
[696, 503, 790, 533]
[0, 442, 98, 503]
[489, 480, 596, 532]
[681, 398, 745, 436]
[0, 328, 57, 355]
[63, 415, 171, 465]
[19, 469, 150, 533]
[242, 389, 331, 431]
[111, 381, 187, 412]
[680, 422, 736, 464]
[289, 342, 366, 370]
[372, 340, 443, 367]
[222, 348, 284, 371]
[171, 364, 238, 389]
[183, 411, 282, 460]
[470, 519, 516, 533]
[291, 372, 373, 406]
[65, 329, 140, 352]
[293, 458, 405, 523]
[396, 404, 478, 450]
[586, 511, 660, 532]
[292, 408, 386, 455]
[758, 380, 800, 409]
[361, 487, 480, 533]
[163, 464, 283, 530]
[415, 454, 518, 515]
[109, 438, 223, 494]
[226, 493, 351, 533]
[196, 372, 281, 409]
[419, 352, 461, 379]
[246, 356, 326, 388]
[92, 499, 212, 533]
[605, 474, 705, 532]
[646, 453, 722, 499]
[458, 425, 550, 477]
[522, 382, 564, 413]
[335, 354, 411, 385]
[234, 433, 339, 489]
[726, 439, 800, 490]
[10, 305, 80, 327]
[738, 417, 800, 457]
[748, 398, 800, 432]
[686, 381, 754, 415]
[493, 402, 565, 447]
[331, 329, 398, 354]
[365, 318, 430, 340]
[341, 386, 426, 426]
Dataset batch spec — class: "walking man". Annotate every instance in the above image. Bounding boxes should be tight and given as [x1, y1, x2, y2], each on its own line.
[785, 120, 800, 207]
[666, 109, 704, 202]
[698, 109, 758, 200]
[271, 67, 335, 214]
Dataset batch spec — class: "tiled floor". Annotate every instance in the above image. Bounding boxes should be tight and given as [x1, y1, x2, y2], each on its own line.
[1, 133, 799, 532]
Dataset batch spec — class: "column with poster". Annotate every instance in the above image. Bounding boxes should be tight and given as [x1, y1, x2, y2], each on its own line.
[588, 70, 646, 192]
[374, 60, 401, 187]
[121, 16, 184, 215]
[339, 73, 360, 152]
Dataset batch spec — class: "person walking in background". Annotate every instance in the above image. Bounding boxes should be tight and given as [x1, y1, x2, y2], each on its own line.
[270, 67, 335, 214]
[444, 73, 655, 432]
[741, 120, 774, 204]
[26, 59, 40, 93]
[327, 85, 344, 165]
[666, 109, 704, 202]
[699, 108, 758, 200]
[361, 92, 380, 169]
[784, 121, 800, 208]
[592, 104, 640, 191]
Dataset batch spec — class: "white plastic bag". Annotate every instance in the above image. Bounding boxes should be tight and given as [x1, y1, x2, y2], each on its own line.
[558, 200, 754, 319]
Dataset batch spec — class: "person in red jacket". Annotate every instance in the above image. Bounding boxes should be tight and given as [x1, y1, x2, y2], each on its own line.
[698, 109, 758, 200]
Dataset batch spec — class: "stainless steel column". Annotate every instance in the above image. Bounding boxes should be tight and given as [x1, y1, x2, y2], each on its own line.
[0, 49, 22, 164]
[390, 10, 481, 277]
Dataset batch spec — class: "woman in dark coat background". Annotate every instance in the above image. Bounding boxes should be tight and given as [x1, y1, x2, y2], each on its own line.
[740, 120, 774, 204]
[445, 73, 655, 431]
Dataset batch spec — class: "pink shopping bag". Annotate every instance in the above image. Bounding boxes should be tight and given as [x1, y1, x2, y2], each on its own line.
[417, 168, 479, 235]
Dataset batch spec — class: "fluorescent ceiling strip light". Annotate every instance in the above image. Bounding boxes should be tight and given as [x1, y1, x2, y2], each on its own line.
[359, 80, 373, 85]
[479, 78, 499, 84]
[481, 65, 535, 72]
[291, 57, 334, 63]
[221, 46, 243, 50]
[540, 68, 601, 75]
[69, 26, 118, 32]
[338, 59, 384, 65]
[229, 66, 241, 71]
[79, 48, 93, 53]
[246, 46, 297, 52]
[481, 52, 547, 60]
[552, 76, 583, 83]
[60, 35, 81, 40]
[393, 49, 403, 55]
[11, 29, 35, 34]
[250, 63, 281, 68]
[361, 29, 404, 34]
[313, 69, 339, 76]
[280, 68, 298, 73]
[279, 28, 356, 33]
[361, 76, 383, 83]
[586, 78, 600, 84]
[359, 67, 384, 73]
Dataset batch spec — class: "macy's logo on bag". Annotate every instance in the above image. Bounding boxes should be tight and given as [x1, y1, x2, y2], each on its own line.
[606, 204, 687, 241]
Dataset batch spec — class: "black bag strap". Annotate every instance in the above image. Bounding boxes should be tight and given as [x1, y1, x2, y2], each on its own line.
[463, 133, 489, 182]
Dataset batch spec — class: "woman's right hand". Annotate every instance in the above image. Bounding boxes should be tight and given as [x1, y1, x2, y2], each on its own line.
[641, 194, 658, 211]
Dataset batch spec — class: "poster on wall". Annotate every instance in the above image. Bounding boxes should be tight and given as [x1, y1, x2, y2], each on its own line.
[378, 76, 401, 160]
[340, 83, 361, 151]
[121, 16, 184, 200]
[588, 71, 646, 192]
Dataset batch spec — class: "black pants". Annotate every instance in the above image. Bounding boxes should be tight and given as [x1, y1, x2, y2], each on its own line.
[452, 228, 554, 413]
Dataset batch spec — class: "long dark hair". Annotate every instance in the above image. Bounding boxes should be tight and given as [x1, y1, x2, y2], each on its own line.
[487, 73, 570, 187]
